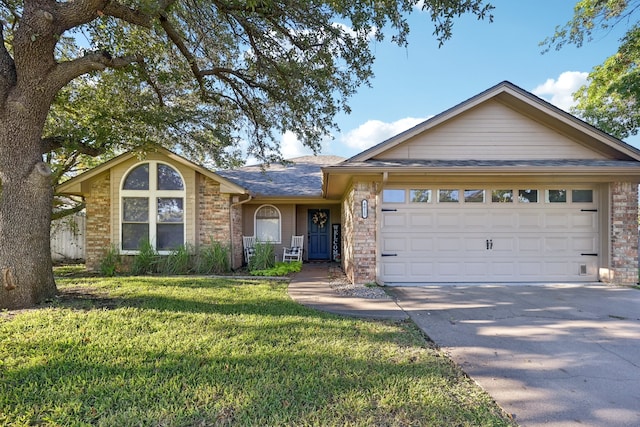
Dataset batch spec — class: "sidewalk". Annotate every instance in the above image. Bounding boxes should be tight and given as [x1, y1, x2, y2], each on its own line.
[287, 263, 408, 320]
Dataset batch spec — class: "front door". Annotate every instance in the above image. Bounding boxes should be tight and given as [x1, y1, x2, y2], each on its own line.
[308, 209, 330, 260]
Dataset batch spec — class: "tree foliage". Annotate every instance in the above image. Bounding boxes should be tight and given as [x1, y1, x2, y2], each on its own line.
[3, 0, 494, 165]
[543, 0, 640, 139]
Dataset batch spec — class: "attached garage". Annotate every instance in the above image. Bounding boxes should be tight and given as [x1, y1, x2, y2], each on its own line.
[379, 185, 600, 283]
[323, 82, 640, 287]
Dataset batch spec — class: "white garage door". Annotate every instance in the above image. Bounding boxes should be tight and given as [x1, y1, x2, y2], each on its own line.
[379, 187, 599, 283]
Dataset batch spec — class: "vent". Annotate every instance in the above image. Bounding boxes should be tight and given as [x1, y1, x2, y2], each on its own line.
[579, 264, 588, 275]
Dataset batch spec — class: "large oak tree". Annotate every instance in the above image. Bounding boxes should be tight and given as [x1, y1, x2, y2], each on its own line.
[0, 0, 493, 309]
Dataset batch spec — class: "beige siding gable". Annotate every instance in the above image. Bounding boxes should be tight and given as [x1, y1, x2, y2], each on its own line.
[376, 100, 608, 161]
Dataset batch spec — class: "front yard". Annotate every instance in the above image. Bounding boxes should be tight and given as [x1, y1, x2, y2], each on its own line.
[0, 272, 514, 426]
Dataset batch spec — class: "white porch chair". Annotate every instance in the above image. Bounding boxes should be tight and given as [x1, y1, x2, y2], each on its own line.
[243, 236, 256, 264]
[283, 235, 304, 262]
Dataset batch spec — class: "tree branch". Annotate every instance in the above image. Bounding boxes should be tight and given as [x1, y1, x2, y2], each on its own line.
[158, 14, 207, 94]
[48, 51, 139, 92]
[41, 136, 104, 156]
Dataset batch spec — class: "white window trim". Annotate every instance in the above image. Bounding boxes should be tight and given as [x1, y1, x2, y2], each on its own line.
[120, 161, 186, 255]
[254, 204, 282, 244]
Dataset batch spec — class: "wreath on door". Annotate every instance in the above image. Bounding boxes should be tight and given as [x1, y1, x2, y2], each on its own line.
[312, 210, 328, 228]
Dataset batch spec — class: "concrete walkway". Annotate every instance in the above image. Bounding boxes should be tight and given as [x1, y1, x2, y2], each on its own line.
[287, 263, 407, 320]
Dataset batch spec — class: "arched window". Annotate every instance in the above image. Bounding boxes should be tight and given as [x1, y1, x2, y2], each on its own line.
[121, 162, 185, 252]
[255, 205, 281, 243]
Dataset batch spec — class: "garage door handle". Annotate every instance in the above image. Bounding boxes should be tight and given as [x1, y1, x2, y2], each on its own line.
[381, 208, 397, 212]
[581, 209, 597, 212]
[581, 253, 598, 256]
[381, 253, 397, 257]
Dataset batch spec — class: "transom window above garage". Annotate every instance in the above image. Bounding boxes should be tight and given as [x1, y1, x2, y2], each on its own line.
[381, 187, 594, 205]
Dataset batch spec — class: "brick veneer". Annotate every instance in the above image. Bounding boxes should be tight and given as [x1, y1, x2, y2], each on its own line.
[606, 182, 639, 286]
[342, 181, 377, 284]
[197, 175, 231, 246]
[85, 174, 111, 270]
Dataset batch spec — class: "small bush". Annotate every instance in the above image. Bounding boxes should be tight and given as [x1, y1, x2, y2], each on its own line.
[251, 261, 302, 276]
[196, 239, 230, 274]
[99, 244, 120, 277]
[248, 242, 275, 271]
[160, 244, 192, 275]
[131, 239, 158, 275]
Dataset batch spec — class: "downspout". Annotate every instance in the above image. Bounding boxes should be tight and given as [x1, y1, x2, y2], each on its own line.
[230, 194, 253, 269]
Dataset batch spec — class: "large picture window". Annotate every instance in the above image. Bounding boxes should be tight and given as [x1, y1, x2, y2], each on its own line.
[255, 205, 281, 243]
[121, 162, 185, 252]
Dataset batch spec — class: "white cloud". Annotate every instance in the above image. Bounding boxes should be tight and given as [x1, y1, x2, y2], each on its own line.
[280, 131, 315, 159]
[532, 71, 589, 111]
[339, 117, 427, 150]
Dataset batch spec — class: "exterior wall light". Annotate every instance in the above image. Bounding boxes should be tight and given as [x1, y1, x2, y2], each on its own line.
[361, 199, 368, 219]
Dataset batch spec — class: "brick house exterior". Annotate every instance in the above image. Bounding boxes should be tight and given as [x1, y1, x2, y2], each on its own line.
[58, 82, 640, 286]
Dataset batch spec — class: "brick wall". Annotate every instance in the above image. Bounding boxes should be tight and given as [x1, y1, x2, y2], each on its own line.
[342, 181, 377, 284]
[197, 174, 231, 246]
[85, 173, 111, 271]
[606, 182, 639, 286]
[231, 203, 243, 269]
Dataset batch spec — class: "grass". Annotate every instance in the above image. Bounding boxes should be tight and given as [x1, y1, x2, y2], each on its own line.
[0, 274, 515, 426]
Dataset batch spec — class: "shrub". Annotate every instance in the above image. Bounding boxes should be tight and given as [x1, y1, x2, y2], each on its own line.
[98, 244, 120, 277]
[196, 239, 230, 274]
[160, 244, 192, 275]
[248, 242, 275, 271]
[131, 239, 158, 275]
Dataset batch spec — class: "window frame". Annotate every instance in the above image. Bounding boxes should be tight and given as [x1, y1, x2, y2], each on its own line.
[120, 161, 186, 255]
[254, 204, 282, 244]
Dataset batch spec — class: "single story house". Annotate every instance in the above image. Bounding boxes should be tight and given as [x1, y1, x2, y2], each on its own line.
[57, 81, 640, 286]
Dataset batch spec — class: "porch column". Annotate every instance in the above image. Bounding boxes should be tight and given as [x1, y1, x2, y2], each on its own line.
[85, 174, 111, 271]
[342, 181, 377, 284]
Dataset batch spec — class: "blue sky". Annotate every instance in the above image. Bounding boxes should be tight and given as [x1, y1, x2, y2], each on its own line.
[276, 0, 635, 161]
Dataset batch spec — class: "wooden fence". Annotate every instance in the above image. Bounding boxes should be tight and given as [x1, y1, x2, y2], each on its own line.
[51, 213, 86, 262]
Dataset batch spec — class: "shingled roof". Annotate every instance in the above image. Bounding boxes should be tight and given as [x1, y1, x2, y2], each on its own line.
[218, 155, 345, 198]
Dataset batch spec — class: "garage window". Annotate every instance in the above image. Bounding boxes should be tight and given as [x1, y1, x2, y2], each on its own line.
[383, 189, 405, 203]
[492, 190, 513, 203]
[518, 189, 538, 203]
[572, 189, 593, 203]
[547, 189, 567, 203]
[464, 189, 485, 203]
[410, 189, 431, 203]
[438, 189, 459, 203]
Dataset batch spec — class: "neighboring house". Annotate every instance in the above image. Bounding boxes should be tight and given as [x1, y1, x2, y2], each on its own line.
[57, 81, 640, 286]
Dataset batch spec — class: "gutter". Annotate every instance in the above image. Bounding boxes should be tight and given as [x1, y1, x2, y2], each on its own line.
[230, 194, 253, 270]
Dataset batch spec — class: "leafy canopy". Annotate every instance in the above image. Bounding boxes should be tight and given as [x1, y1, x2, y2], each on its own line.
[2, 0, 494, 169]
[543, 0, 640, 139]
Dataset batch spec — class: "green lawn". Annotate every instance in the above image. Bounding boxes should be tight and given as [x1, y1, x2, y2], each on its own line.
[0, 273, 515, 426]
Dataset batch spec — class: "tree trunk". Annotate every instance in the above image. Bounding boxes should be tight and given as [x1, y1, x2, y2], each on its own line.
[0, 113, 57, 310]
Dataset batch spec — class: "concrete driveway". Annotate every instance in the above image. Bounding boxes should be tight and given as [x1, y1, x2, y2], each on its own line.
[390, 284, 640, 427]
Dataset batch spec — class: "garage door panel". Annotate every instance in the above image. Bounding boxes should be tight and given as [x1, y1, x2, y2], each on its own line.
[572, 236, 598, 252]
[571, 213, 598, 231]
[410, 213, 434, 227]
[383, 237, 406, 252]
[518, 237, 543, 252]
[544, 213, 571, 229]
[411, 237, 434, 251]
[383, 213, 407, 228]
[436, 212, 463, 228]
[491, 212, 518, 229]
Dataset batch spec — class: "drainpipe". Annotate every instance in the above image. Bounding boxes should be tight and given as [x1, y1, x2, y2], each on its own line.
[230, 194, 253, 270]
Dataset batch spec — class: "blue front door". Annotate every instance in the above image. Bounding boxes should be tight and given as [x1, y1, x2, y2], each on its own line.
[308, 209, 330, 260]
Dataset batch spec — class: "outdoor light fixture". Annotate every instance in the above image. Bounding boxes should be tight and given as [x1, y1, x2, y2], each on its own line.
[361, 199, 368, 219]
